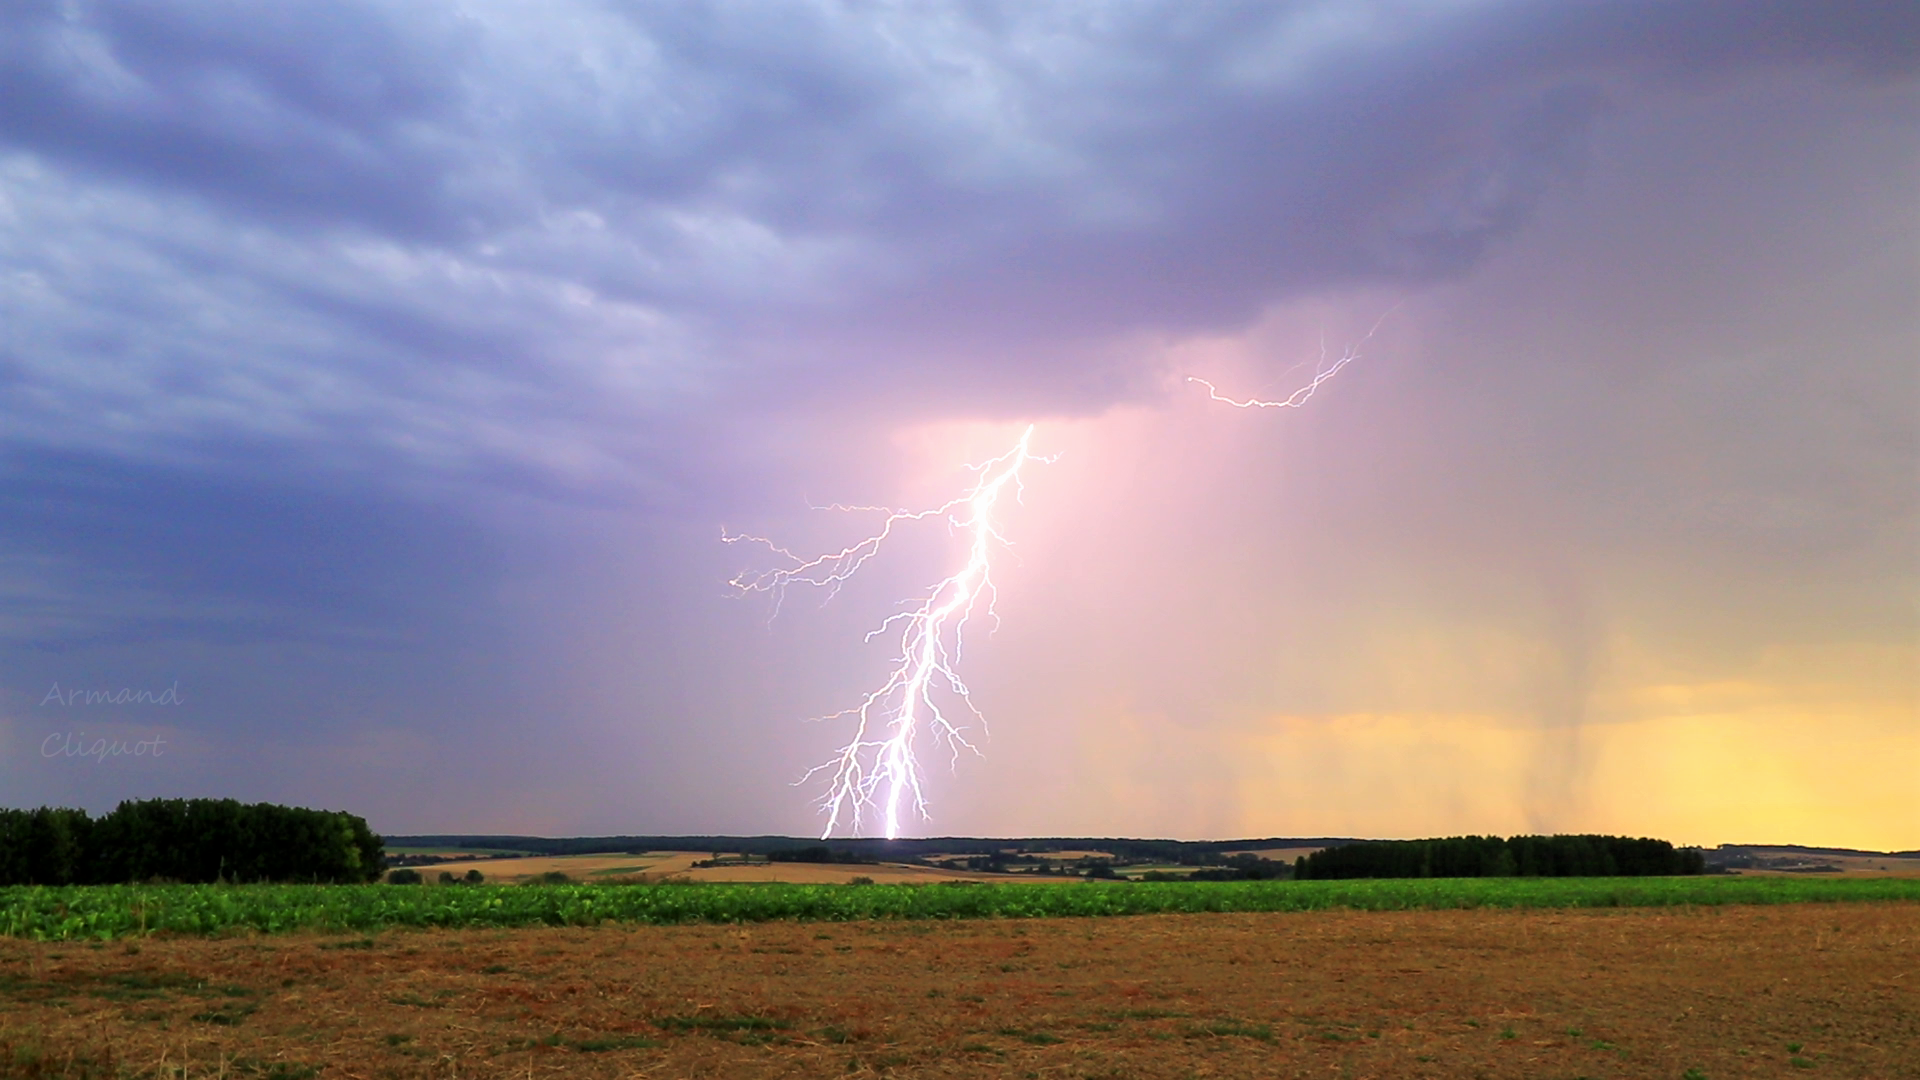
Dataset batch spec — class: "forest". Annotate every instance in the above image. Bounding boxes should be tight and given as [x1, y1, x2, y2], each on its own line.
[0, 799, 383, 885]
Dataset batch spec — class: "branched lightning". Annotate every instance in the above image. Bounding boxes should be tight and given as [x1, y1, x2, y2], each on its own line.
[724, 426, 1049, 839]
[726, 315, 1385, 837]
[1187, 310, 1392, 408]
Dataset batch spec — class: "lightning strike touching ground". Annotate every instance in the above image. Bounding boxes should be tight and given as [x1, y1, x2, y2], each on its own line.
[725, 426, 1049, 839]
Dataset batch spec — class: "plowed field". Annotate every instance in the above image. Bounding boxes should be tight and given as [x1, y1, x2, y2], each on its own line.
[2, 902, 1913, 1078]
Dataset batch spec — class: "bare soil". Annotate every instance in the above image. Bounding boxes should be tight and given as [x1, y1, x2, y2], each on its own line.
[1, 902, 1913, 1078]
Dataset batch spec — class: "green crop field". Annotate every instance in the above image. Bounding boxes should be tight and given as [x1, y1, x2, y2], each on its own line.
[3, 876, 1914, 941]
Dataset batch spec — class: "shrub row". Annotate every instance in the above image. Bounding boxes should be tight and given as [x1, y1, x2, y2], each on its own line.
[1294, 834, 1705, 879]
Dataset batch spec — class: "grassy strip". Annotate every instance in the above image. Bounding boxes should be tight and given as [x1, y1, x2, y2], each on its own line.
[2, 876, 1914, 941]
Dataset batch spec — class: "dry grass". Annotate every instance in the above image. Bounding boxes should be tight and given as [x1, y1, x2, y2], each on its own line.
[1, 902, 1913, 1078]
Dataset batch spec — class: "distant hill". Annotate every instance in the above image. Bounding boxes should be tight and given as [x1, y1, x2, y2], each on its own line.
[383, 834, 1361, 864]
[387, 835, 1920, 863]
[1714, 843, 1918, 859]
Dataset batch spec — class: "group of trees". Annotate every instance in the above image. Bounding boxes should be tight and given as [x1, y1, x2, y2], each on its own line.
[388, 868, 485, 885]
[1294, 835, 1705, 880]
[0, 799, 384, 885]
[767, 845, 876, 865]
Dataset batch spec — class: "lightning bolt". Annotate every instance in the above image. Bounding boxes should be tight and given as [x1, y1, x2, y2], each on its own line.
[1187, 310, 1392, 407]
[725, 425, 1049, 839]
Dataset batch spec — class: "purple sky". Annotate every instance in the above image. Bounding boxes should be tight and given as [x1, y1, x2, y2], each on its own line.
[1, 1, 1914, 846]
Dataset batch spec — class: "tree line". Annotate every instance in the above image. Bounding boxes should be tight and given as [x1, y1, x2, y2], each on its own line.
[1293, 834, 1705, 879]
[766, 845, 876, 865]
[0, 799, 384, 885]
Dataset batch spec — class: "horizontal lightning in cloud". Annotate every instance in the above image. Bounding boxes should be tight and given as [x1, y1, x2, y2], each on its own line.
[1188, 311, 1392, 408]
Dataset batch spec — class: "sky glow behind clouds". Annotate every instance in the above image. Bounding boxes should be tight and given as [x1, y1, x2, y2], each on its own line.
[0, 1, 1914, 846]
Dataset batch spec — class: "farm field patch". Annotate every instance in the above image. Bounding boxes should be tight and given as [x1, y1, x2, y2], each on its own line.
[0, 902, 1912, 1078]
[1722, 848, 1920, 878]
[421, 851, 1031, 885]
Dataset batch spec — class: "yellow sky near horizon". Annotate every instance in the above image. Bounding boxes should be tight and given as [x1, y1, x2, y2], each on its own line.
[1218, 634, 1917, 850]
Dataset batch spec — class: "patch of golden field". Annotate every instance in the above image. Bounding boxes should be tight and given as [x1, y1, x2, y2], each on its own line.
[413, 853, 664, 882]
[416, 851, 1062, 885]
[671, 862, 1069, 885]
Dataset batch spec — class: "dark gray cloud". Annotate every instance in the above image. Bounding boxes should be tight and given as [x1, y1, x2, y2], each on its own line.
[4, 0, 1913, 459]
[0, 0, 473, 237]
[0, 447, 509, 648]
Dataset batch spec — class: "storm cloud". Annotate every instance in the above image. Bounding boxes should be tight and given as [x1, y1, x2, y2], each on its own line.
[1, 1, 1913, 842]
